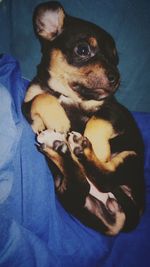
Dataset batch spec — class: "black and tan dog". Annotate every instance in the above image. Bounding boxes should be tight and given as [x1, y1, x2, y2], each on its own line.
[22, 1, 145, 235]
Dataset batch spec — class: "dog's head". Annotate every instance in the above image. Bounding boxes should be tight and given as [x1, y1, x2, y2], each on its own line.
[33, 1, 120, 105]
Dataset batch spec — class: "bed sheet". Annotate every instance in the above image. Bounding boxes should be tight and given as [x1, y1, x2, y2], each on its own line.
[0, 54, 150, 267]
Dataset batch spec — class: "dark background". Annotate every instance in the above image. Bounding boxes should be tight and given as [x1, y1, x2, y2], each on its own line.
[0, 0, 150, 112]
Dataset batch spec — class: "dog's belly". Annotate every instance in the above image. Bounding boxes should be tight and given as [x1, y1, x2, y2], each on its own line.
[86, 177, 115, 204]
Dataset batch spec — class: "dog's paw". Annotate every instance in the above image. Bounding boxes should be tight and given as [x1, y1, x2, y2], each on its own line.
[67, 131, 91, 157]
[37, 129, 68, 154]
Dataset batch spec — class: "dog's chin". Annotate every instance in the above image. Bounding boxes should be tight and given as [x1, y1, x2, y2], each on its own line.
[71, 83, 116, 101]
[96, 89, 111, 100]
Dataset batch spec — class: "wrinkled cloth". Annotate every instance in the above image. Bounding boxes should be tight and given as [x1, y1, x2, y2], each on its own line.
[0, 54, 150, 267]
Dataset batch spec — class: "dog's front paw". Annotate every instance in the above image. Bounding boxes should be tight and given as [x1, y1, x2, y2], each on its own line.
[67, 131, 91, 158]
[37, 129, 68, 154]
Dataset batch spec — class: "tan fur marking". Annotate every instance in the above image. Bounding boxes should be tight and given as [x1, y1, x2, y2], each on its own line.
[31, 93, 70, 133]
[80, 64, 107, 89]
[84, 117, 115, 162]
[24, 84, 44, 102]
[83, 146, 136, 173]
[120, 185, 133, 199]
[84, 117, 136, 172]
[48, 49, 82, 101]
[31, 115, 45, 133]
[80, 100, 104, 112]
[105, 151, 136, 172]
[88, 37, 98, 47]
[106, 211, 126, 235]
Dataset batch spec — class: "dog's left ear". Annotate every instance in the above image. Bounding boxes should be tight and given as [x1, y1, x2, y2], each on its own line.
[33, 1, 65, 41]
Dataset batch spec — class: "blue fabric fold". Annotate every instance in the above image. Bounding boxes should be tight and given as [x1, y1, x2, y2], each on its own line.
[0, 54, 150, 267]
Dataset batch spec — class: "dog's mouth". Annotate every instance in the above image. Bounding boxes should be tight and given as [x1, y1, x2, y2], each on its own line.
[70, 83, 119, 101]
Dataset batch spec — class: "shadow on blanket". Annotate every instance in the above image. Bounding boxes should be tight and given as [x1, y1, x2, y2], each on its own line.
[0, 54, 150, 267]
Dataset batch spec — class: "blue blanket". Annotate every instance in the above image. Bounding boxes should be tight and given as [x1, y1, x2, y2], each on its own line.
[0, 54, 150, 267]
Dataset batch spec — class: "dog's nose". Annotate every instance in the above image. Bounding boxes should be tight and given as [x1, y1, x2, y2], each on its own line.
[107, 71, 119, 86]
[108, 73, 116, 83]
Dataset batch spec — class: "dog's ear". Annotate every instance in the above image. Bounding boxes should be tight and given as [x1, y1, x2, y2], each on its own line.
[33, 1, 65, 41]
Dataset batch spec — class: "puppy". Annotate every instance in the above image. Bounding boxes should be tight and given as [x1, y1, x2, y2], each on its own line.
[22, 1, 145, 235]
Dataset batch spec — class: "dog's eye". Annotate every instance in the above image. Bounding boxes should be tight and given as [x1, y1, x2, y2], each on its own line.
[74, 43, 91, 57]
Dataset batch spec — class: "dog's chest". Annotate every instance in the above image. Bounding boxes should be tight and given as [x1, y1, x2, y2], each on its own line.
[61, 102, 90, 133]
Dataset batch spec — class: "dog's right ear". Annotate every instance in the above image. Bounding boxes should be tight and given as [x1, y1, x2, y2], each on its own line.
[33, 1, 65, 41]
